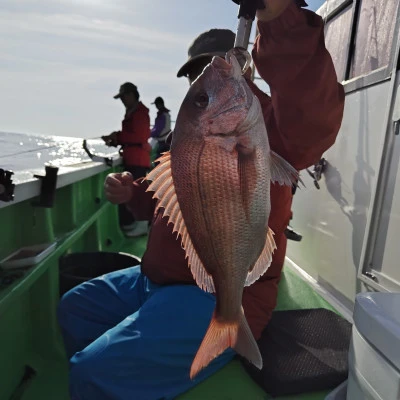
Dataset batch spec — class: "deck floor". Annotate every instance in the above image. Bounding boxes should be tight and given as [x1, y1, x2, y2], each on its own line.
[21, 236, 337, 400]
[176, 265, 336, 400]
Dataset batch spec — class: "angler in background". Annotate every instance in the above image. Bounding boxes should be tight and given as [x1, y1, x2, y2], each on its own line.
[102, 82, 151, 237]
[58, 1, 345, 399]
[150, 96, 172, 160]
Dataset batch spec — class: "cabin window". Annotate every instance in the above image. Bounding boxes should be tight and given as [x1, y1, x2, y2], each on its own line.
[350, 0, 399, 78]
[324, 5, 354, 82]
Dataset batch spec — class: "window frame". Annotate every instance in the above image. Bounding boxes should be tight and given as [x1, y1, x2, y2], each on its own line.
[319, 0, 400, 94]
[320, 0, 355, 84]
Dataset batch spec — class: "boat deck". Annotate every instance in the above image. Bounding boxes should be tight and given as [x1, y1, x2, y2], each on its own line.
[17, 259, 336, 400]
[0, 168, 339, 400]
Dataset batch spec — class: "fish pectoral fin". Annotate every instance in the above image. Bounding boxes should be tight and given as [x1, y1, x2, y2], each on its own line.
[237, 146, 257, 221]
[144, 151, 215, 294]
[190, 309, 262, 380]
[245, 228, 276, 287]
[270, 151, 303, 187]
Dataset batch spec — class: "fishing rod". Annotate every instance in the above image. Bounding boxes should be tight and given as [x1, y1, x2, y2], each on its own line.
[82, 139, 115, 167]
[232, 0, 309, 51]
[232, 0, 265, 51]
[229, 0, 265, 74]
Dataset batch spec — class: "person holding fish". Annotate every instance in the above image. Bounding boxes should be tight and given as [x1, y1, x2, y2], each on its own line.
[58, 1, 345, 399]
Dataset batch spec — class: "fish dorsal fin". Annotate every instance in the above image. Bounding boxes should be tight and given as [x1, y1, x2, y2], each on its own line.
[245, 228, 276, 287]
[145, 152, 216, 293]
[270, 151, 303, 187]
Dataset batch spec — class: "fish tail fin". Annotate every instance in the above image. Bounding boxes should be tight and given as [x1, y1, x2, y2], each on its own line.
[190, 310, 262, 380]
[235, 309, 263, 369]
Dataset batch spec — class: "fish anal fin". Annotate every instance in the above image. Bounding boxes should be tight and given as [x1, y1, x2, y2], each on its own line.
[245, 228, 276, 287]
[182, 229, 215, 293]
[270, 151, 303, 187]
[190, 309, 262, 380]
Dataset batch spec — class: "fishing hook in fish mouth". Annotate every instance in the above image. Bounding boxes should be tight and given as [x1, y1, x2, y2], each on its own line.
[226, 48, 252, 75]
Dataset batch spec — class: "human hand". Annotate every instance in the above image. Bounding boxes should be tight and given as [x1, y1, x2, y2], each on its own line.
[102, 132, 118, 147]
[104, 172, 134, 204]
[230, 0, 291, 21]
[256, 0, 293, 22]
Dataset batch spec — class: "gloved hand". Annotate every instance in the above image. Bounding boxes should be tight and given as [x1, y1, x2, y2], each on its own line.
[104, 172, 134, 204]
[231, 0, 265, 19]
[232, 0, 293, 22]
[256, 0, 293, 21]
[101, 132, 118, 147]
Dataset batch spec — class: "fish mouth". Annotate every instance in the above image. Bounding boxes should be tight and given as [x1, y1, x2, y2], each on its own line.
[210, 50, 249, 77]
[211, 56, 231, 70]
[210, 55, 242, 79]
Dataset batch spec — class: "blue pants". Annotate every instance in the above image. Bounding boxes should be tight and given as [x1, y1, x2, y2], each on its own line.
[57, 266, 235, 400]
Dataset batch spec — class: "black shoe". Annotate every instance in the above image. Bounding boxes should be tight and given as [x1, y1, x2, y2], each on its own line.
[285, 226, 302, 242]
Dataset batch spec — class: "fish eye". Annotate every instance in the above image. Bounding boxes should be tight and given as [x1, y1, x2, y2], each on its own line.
[194, 92, 209, 108]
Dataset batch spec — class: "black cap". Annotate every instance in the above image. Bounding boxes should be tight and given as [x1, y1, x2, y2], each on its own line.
[177, 29, 235, 78]
[151, 96, 164, 105]
[113, 82, 139, 99]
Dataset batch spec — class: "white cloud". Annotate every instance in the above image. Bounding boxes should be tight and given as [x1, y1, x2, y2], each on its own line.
[0, 4, 193, 137]
[0, 10, 190, 50]
[0, 0, 257, 138]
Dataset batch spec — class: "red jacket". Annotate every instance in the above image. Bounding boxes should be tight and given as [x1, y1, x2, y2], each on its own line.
[127, 3, 344, 339]
[116, 102, 151, 168]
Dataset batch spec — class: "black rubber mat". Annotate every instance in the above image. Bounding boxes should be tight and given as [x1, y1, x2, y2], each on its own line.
[243, 308, 352, 397]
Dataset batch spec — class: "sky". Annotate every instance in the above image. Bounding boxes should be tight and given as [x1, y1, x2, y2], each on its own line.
[0, 0, 325, 139]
